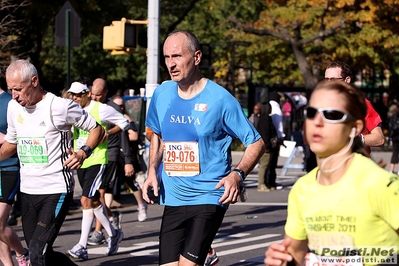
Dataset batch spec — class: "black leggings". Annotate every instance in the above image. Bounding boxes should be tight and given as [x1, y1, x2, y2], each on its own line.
[21, 192, 77, 266]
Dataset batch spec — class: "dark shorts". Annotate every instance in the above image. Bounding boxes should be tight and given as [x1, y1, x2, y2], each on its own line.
[159, 204, 226, 265]
[77, 164, 105, 198]
[124, 173, 140, 192]
[101, 161, 118, 189]
[0, 170, 19, 205]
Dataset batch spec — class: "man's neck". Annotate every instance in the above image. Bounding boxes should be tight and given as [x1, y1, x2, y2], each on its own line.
[30, 87, 47, 106]
[178, 76, 206, 99]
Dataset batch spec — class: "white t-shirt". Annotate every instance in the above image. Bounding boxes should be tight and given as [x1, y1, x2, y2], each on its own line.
[5, 92, 98, 194]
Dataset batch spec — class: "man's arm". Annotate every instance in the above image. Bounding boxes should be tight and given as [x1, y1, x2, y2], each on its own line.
[0, 132, 5, 145]
[0, 141, 17, 162]
[235, 138, 265, 174]
[64, 123, 105, 169]
[363, 99, 384, 147]
[102, 104, 129, 134]
[84, 123, 105, 151]
[217, 138, 265, 204]
[120, 130, 135, 177]
[107, 125, 123, 136]
[364, 126, 385, 147]
[142, 132, 163, 204]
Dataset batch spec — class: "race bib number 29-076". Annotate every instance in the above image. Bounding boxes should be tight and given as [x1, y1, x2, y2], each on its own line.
[163, 141, 200, 176]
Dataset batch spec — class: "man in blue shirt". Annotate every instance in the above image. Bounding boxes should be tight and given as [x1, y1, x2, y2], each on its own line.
[143, 30, 265, 266]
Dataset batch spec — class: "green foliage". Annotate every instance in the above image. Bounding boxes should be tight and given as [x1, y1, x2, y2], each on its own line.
[1, 0, 399, 95]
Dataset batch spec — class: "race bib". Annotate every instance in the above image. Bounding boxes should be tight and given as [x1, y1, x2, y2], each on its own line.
[17, 137, 49, 165]
[163, 141, 200, 176]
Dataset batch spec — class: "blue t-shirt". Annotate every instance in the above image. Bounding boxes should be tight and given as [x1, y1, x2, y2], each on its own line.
[146, 79, 260, 208]
[0, 91, 19, 169]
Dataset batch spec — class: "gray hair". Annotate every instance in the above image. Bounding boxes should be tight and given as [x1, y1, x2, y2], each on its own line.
[6, 59, 38, 84]
[166, 30, 201, 55]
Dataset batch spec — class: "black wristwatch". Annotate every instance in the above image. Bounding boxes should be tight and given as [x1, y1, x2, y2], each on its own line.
[79, 145, 93, 158]
[232, 168, 246, 181]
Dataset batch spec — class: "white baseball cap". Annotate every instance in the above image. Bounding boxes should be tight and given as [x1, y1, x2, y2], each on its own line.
[68, 82, 90, 94]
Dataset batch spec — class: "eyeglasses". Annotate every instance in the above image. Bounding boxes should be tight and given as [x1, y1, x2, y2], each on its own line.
[323, 77, 343, 81]
[304, 106, 355, 123]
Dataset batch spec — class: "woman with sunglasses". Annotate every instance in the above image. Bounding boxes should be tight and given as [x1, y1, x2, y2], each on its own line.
[264, 80, 399, 266]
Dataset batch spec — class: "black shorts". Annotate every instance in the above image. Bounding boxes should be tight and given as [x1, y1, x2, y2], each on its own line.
[124, 173, 140, 192]
[101, 161, 118, 189]
[159, 204, 226, 265]
[0, 170, 19, 205]
[77, 164, 105, 198]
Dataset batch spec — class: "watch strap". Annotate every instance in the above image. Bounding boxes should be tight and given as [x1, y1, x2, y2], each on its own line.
[80, 145, 93, 157]
[232, 168, 246, 181]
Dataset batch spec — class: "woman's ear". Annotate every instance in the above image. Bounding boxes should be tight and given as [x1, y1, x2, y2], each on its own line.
[354, 119, 364, 137]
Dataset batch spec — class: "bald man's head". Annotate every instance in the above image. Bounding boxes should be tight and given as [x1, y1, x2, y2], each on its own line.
[91, 78, 108, 103]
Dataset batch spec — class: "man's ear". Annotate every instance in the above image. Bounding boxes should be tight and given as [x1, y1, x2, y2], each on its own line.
[31, 76, 39, 87]
[194, 50, 202, 66]
[345, 76, 351, 84]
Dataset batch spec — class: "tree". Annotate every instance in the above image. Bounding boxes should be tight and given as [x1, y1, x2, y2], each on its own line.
[0, 0, 203, 94]
[3, 0, 399, 96]
[0, 0, 30, 72]
[227, 0, 399, 90]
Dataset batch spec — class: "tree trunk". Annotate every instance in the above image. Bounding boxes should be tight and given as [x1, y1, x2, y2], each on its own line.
[291, 44, 318, 91]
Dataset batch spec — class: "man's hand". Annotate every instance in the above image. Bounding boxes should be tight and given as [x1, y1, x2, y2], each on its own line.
[63, 149, 85, 170]
[142, 173, 158, 204]
[216, 172, 241, 204]
[124, 163, 134, 177]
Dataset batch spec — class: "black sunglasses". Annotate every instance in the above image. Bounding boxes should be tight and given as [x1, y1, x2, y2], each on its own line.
[304, 106, 355, 123]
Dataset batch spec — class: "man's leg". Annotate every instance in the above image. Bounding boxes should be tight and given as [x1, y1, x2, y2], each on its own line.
[125, 174, 147, 221]
[257, 152, 271, 191]
[27, 193, 75, 266]
[0, 171, 27, 265]
[0, 240, 12, 266]
[266, 149, 280, 188]
[69, 166, 103, 259]
[88, 188, 111, 242]
[159, 205, 226, 266]
[7, 190, 21, 226]
[0, 203, 27, 263]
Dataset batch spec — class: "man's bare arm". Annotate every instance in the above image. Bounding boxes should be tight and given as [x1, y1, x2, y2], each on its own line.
[0, 141, 17, 162]
[364, 126, 385, 147]
[235, 138, 265, 174]
[142, 132, 163, 204]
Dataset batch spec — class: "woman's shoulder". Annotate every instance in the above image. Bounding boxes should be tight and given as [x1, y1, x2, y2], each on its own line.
[291, 169, 318, 191]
